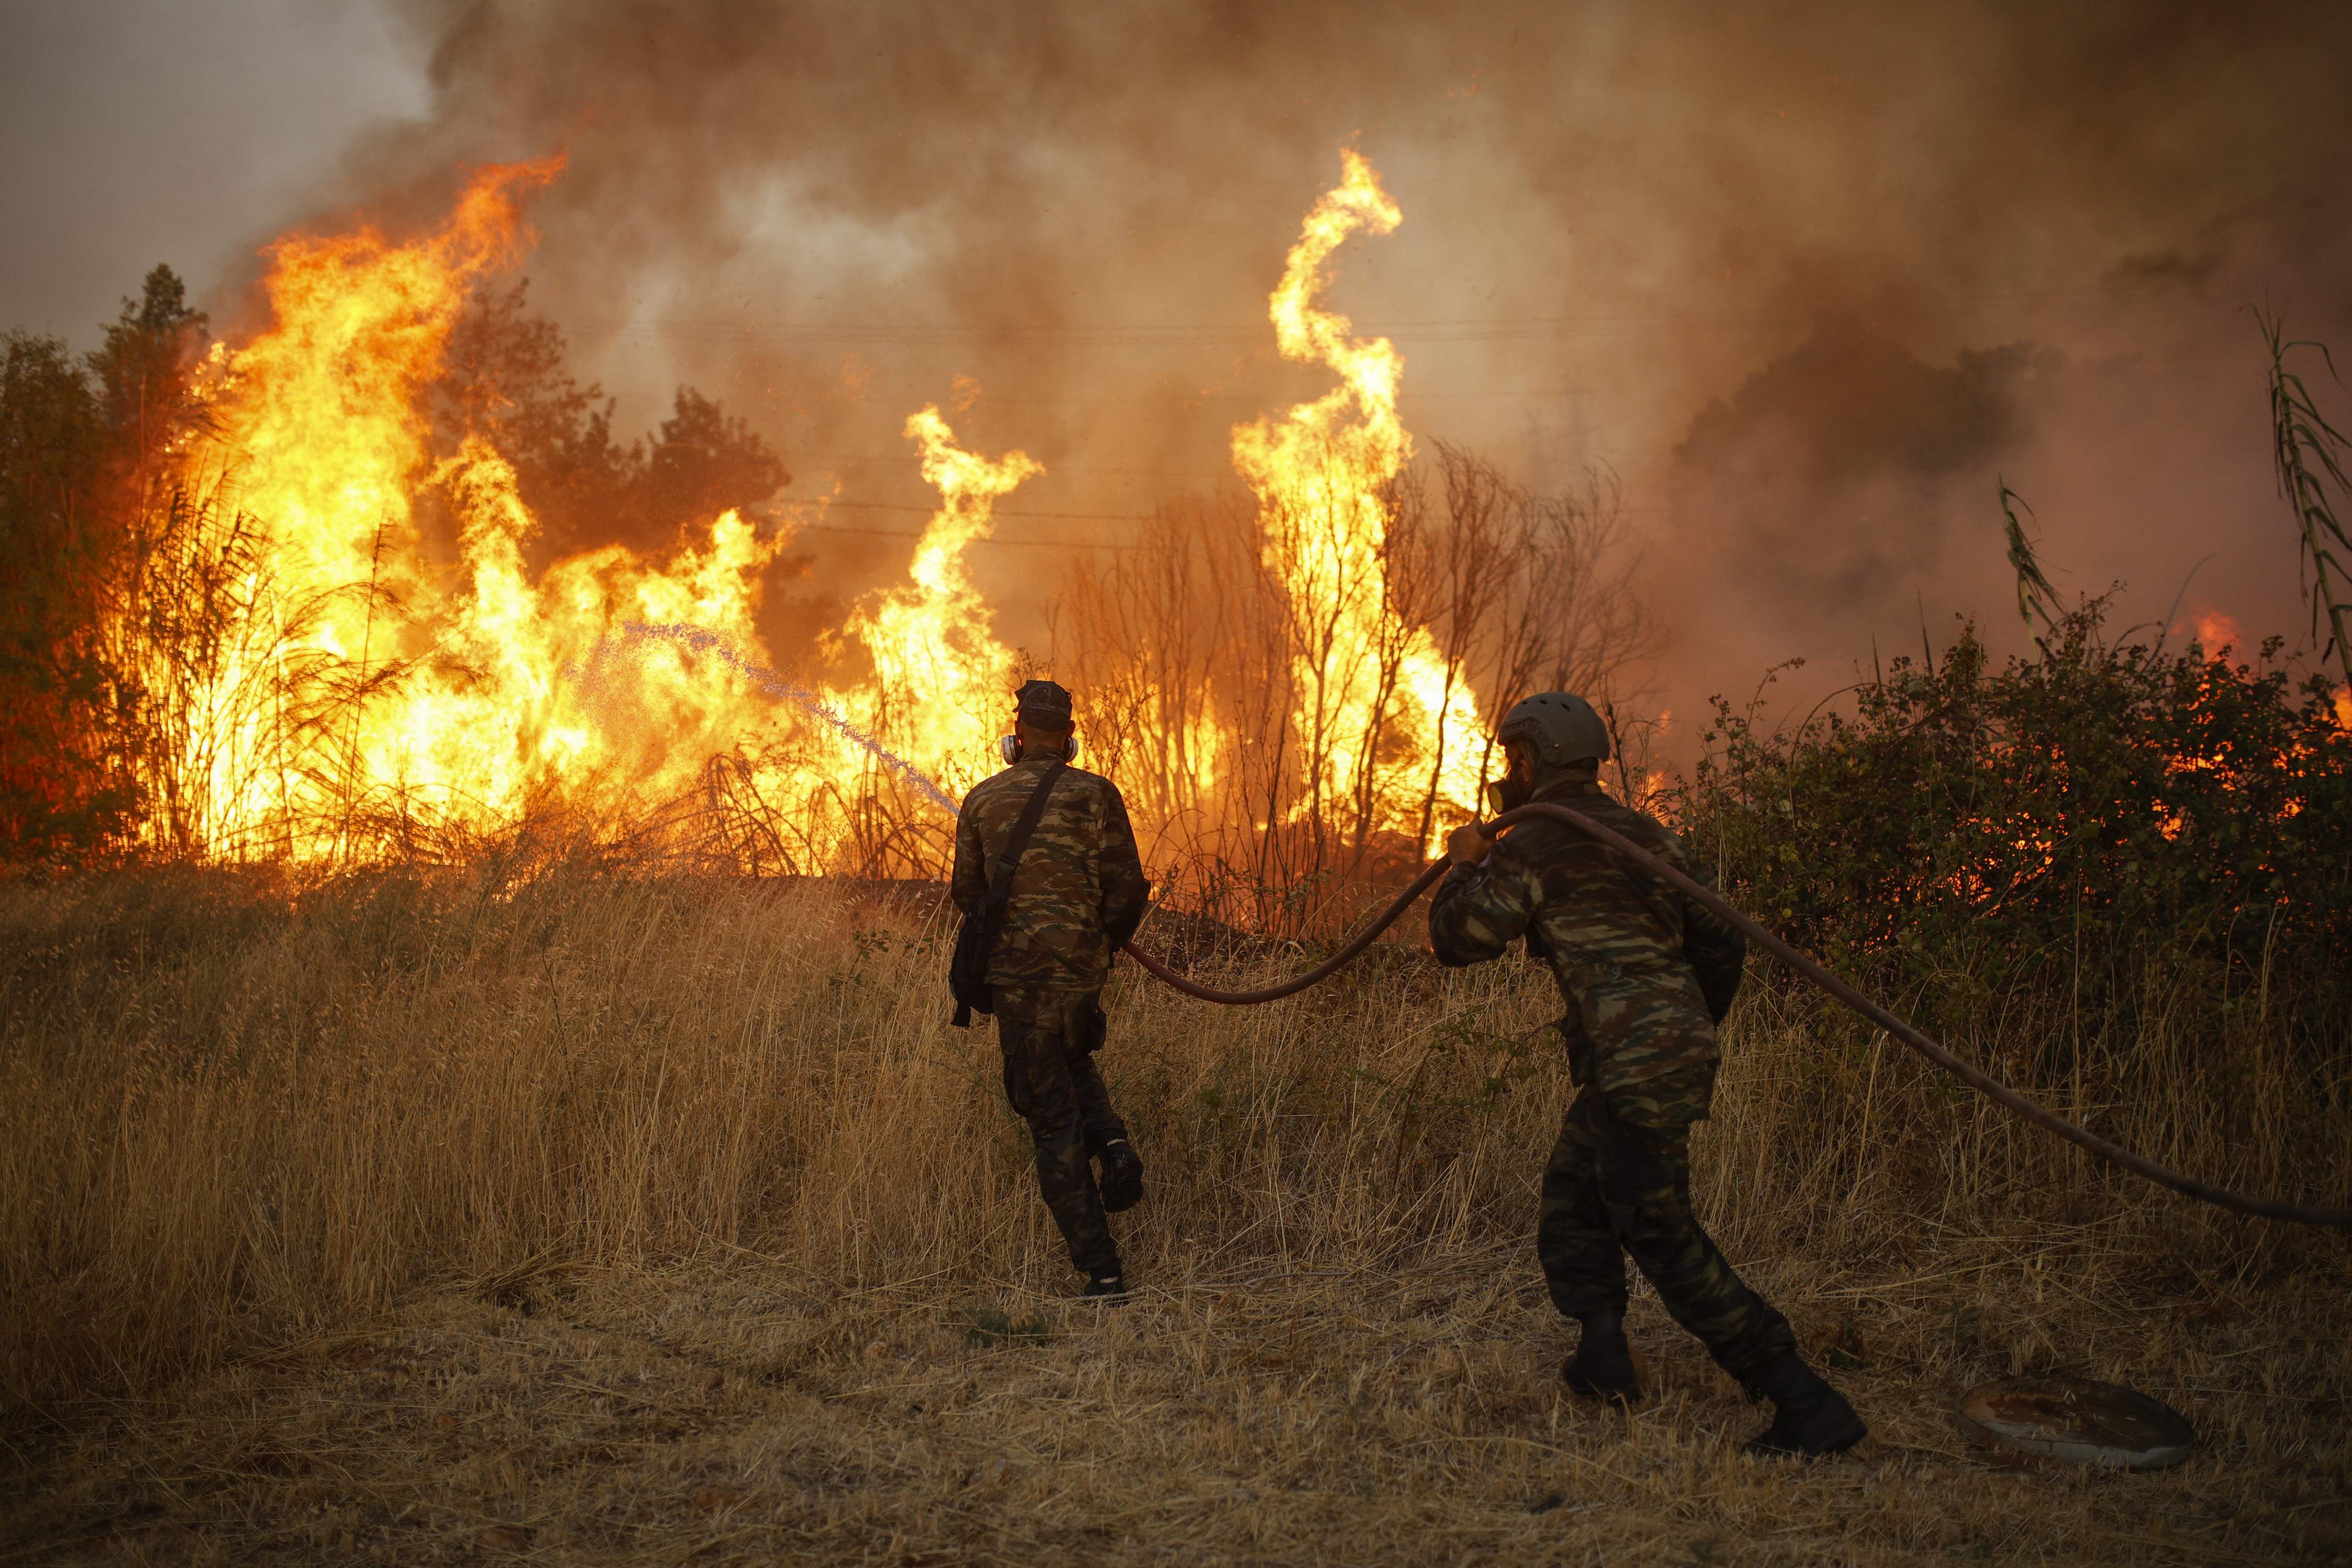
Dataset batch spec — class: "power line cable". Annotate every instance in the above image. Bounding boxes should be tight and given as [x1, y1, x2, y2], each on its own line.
[791, 521, 1143, 550]
[798, 499, 1154, 522]
[571, 291, 2097, 348]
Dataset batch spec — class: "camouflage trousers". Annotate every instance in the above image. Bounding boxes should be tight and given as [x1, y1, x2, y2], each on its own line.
[995, 987, 1128, 1276]
[1537, 1067, 1797, 1381]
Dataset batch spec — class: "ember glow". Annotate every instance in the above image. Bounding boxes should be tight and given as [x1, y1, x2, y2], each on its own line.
[135, 151, 1502, 868]
[2193, 610, 2244, 652]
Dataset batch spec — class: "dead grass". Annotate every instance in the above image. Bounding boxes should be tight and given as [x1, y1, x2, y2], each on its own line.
[1, 867, 2347, 1564]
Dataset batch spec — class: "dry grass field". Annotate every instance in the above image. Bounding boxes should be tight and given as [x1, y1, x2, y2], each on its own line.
[2, 865, 2348, 1564]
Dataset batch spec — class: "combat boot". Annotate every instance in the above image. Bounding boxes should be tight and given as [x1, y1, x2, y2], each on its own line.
[1740, 1352, 1866, 1458]
[1560, 1310, 1641, 1405]
[1081, 1267, 1132, 1302]
[1097, 1138, 1145, 1213]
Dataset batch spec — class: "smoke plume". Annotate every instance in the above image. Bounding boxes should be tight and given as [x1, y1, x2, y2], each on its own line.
[307, 0, 2352, 755]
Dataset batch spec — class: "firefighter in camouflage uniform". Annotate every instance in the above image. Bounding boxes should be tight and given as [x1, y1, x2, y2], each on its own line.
[1429, 691, 1866, 1458]
[952, 679, 1151, 1298]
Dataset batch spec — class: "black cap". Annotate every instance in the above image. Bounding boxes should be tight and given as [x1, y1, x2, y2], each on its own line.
[1014, 678, 1074, 729]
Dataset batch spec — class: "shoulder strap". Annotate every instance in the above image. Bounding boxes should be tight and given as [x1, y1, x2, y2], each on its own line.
[949, 762, 1072, 1030]
[982, 761, 1068, 907]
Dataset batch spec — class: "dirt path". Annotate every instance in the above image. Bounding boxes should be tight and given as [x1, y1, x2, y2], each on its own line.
[7, 1246, 2345, 1565]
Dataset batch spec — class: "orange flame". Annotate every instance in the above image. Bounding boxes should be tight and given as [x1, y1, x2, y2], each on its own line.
[2192, 610, 2242, 653]
[138, 147, 1520, 873]
[144, 158, 1057, 868]
[830, 405, 1040, 802]
[1231, 151, 1488, 844]
[175, 157, 794, 857]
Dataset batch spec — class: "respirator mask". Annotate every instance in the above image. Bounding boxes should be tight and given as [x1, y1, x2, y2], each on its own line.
[1483, 746, 1533, 816]
[1483, 774, 1529, 817]
[999, 734, 1078, 765]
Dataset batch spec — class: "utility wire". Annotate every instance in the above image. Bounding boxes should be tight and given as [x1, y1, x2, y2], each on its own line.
[775, 494, 1672, 552]
[792, 519, 1143, 549]
[797, 499, 1153, 522]
[572, 291, 2099, 347]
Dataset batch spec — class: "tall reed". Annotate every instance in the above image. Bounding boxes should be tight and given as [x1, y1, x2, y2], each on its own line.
[5, 861, 2337, 1411]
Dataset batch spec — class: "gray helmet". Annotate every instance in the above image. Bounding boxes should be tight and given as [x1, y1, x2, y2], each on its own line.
[1496, 691, 1611, 768]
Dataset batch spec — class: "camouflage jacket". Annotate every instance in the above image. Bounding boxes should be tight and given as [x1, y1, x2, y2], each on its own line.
[1428, 767, 1746, 1096]
[951, 755, 1150, 992]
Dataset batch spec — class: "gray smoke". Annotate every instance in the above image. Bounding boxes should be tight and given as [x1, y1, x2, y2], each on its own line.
[304, 0, 2352, 751]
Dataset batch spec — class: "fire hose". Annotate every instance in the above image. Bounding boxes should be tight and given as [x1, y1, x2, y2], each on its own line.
[1120, 801, 2352, 1231]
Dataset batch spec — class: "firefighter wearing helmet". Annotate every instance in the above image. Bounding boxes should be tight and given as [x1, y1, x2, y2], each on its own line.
[1428, 691, 1866, 1458]
[950, 679, 1151, 1299]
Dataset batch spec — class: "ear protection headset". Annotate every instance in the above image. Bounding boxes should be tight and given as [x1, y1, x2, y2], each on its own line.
[1000, 733, 1078, 765]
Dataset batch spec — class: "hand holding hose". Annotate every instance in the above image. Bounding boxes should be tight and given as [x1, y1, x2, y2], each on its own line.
[1444, 820, 1497, 866]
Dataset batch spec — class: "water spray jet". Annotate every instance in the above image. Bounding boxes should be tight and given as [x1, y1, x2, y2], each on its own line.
[616, 621, 961, 815]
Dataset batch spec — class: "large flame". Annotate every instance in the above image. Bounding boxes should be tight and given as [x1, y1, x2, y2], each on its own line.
[832, 406, 1040, 803]
[1231, 151, 1488, 846]
[149, 156, 1059, 868]
[139, 148, 1502, 874]
[175, 158, 793, 857]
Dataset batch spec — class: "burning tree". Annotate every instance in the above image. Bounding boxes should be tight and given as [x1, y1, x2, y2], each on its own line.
[0, 267, 209, 862]
[1056, 153, 1646, 912]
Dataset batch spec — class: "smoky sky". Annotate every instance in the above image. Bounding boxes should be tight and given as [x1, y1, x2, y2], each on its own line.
[10, 0, 2352, 755]
[0, 0, 425, 337]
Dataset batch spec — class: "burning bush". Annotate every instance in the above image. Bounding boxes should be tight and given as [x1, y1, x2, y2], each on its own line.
[1686, 604, 2352, 997]
[1674, 602, 2352, 1234]
[0, 193, 798, 869]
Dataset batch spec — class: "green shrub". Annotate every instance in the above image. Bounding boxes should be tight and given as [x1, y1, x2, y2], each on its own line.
[1679, 600, 2352, 1067]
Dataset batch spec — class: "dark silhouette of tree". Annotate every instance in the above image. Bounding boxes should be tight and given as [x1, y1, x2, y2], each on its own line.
[631, 386, 787, 546]
[430, 280, 787, 561]
[0, 267, 207, 861]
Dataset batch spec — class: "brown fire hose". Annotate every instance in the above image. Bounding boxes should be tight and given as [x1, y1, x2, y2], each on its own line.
[1120, 858, 1454, 1004]
[1121, 800, 2352, 1231]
